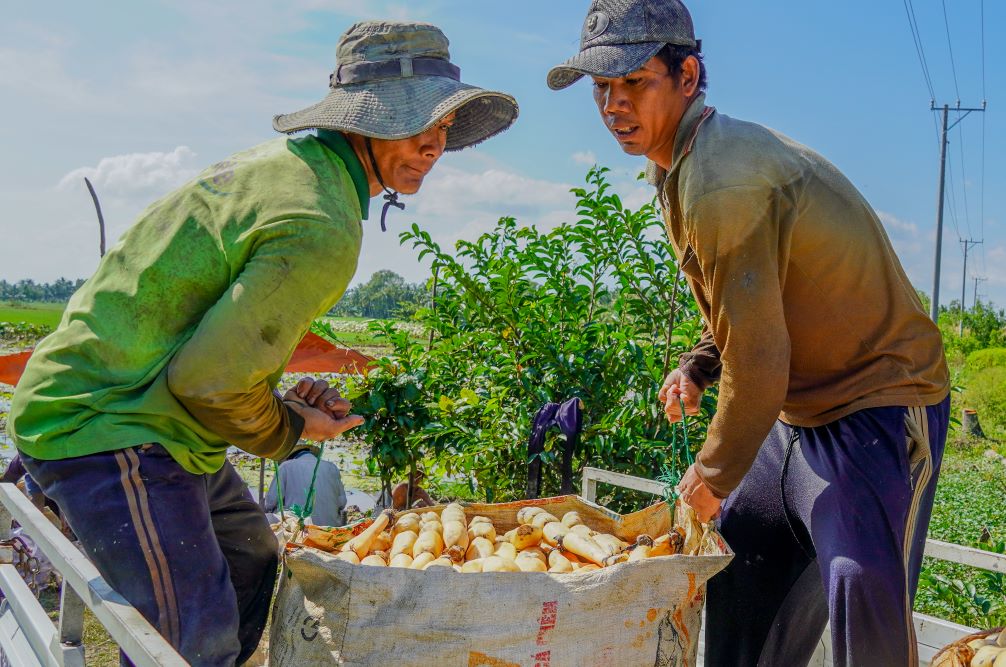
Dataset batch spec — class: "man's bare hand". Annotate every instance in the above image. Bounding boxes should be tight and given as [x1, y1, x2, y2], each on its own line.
[659, 369, 703, 423]
[283, 379, 363, 441]
[286, 376, 352, 419]
[676, 464, 722, 523]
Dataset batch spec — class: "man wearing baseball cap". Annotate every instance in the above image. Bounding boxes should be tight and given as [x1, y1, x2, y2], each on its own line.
[11, 20, 516, 664]
[550, 2, 949, 665]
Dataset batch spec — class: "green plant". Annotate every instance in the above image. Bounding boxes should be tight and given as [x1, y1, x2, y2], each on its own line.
[345, 167, 712, 512]
[963, 367, 1006, 439]
[344, 321, 447, 504]
[921, 540, 1006, 628]
[966, 348, 1006, 375]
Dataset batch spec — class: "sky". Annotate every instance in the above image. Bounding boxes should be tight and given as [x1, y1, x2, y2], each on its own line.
[1, 1, 1003, 310]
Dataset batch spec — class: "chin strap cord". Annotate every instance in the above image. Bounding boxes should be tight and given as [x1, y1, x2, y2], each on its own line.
[365, 137, 405, 232]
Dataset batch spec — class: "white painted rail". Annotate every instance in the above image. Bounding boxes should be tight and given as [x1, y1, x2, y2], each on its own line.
[581, 466, 989, 667]
[0, 483, 186, 666]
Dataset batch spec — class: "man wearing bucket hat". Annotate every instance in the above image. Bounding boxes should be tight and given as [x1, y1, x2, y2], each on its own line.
[10, 21, 516, 665]
[550, 2, 949, 666]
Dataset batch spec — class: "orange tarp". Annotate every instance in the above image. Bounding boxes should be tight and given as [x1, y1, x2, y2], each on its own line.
[0, 331, 372, 387]
[0, 350, 31, 387]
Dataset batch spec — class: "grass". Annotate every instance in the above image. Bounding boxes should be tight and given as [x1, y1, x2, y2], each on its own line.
[916, 440, 1006, 628]
[0, 301, 65, 328]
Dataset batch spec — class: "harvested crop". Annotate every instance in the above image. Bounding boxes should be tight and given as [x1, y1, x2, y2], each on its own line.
[424, 556, 455, 570]
[390, 530, 419, 559]
[628, 535, 654, 561]
[441, 503, 466, 524]
[494, 542, 518, 560]
[460, 559, 484, 573]
[389, 553, 413, 568]
[302, 499, 713, 574]
[512, 525, 543, 550]
[468, 521, 496, 542]
[410, 552, 436, 569]
[341, 510, 393, 559]
[542, 521, 569, 547]
[547, 549, 575, 573]
[443, 518, 470, 551]
[412, 529, 445, 558]
[557, 532, 608, 566]
[420, 520, 443, 535]
[482, 556, 520, 573]
[334, 551, 361, 564]
[392, 514, 421, 536]
[515, 553, 548, 572]
[972, 645, 1006, 667]
[561, 511, 583, 528]
[466, 537, 495, 561]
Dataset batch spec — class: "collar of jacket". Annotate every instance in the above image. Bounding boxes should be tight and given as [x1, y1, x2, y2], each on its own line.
[645, 93, 715, 189]
[315, 130, 371, 221]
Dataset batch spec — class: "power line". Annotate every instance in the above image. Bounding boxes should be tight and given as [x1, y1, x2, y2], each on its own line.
[902, 0, 937, 101]
[940, 0, 962, 101]
[945, 157, 962, 240]
[979, 0, 987, 248]
[980, 0, 987, 98]
[955, 123, 972, 240]
[959, 238, 982, 334]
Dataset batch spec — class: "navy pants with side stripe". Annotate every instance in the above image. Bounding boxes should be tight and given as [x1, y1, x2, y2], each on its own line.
[704, 398, 949, 667]
[22, 444, 278, 666]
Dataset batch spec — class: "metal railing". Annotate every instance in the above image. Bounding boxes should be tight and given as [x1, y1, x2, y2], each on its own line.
[0, 483, 186, 666]
[580, 466, 1001, 666]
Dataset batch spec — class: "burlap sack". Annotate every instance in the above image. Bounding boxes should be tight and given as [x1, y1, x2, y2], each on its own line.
[270, 495, 732, 667]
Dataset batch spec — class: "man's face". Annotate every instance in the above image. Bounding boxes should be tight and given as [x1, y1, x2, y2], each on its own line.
[369, 112, 456, 195]
[591, 55, 693, 167]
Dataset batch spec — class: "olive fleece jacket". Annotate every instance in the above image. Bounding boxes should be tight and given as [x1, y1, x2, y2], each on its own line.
[647, 94, 949, 498]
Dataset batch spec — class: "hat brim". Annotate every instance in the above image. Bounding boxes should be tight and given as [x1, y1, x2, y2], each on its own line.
[273, 76, 518, 152]
[547, 42, 664, 91]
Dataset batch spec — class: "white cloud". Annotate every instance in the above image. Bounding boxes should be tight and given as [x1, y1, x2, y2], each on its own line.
[571, 150, 597, 166]
[878, 210, 919, 236]
[59, 146, 199, 197]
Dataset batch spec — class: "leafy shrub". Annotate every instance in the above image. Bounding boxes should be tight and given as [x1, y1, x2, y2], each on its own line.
[0, 321, 53, 344]
[965, 348, 1006, 375]
[345, 167, 712, 511]
[962, 367, 1006, 439]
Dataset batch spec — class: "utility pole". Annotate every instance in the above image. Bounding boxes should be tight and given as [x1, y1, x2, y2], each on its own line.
[929, 101, 986, 322]
[959, 239, 982, 335]
[973, 276, 987, 309]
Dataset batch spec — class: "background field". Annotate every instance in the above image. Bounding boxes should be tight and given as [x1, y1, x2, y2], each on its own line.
[0, 301, 64, 328]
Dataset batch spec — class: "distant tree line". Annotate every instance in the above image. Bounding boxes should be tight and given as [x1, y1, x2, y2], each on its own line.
[1, 278, 85, 302]
[328, 270, 429, 319]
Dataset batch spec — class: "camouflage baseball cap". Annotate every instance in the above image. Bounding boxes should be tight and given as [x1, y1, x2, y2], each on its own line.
[274, 21, 518, 151]
[547, 0, 698, 90]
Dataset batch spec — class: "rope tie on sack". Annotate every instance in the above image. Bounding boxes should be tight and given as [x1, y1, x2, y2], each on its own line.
[657, 396, 694, 522]
[274, 442, 328, 531]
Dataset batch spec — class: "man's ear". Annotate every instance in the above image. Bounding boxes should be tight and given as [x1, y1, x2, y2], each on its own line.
[680, 55, 701, 97]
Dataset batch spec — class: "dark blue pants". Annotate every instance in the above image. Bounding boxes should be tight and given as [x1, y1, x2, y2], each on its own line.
[22, 444, 278, 666]
[705, 398, 949, 667]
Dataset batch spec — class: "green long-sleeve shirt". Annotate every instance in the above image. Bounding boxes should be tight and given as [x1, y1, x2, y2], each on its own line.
[10, 132, 368, 474]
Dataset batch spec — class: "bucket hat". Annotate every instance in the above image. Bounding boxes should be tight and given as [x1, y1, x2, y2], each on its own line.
[274, 21, 518, 151]
[547, 0, 698, 90]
